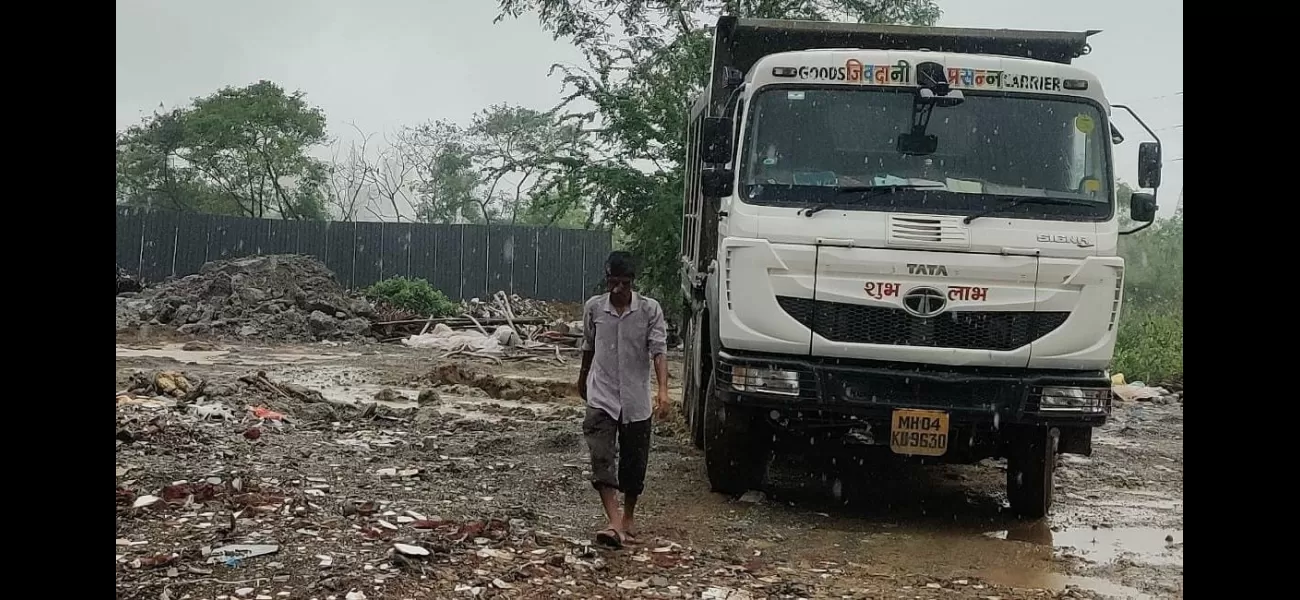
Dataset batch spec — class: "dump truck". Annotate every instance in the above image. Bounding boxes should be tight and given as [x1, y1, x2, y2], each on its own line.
[678, 16, 1164, 518]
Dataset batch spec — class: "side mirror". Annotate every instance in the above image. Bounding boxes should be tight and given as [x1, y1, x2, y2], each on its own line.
[1138, 142, 1161, 188]
[701, 117, 733, 164]
[701, 168, 734, 198]
[1129, 192, 1157, 222]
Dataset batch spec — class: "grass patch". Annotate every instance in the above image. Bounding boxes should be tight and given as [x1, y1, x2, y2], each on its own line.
[1112, 303, 1183, 386]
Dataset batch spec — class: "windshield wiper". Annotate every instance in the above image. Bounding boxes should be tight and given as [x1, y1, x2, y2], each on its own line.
[801, 184, 944, 217]
[962, 196, 1099, 224]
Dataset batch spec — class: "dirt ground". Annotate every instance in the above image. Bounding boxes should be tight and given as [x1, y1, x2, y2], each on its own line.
[115, 339, 1183, 600]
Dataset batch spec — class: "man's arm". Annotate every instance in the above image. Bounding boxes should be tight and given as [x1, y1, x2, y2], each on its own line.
[648, 303, 670, 417]
[578, 301, 596, 400]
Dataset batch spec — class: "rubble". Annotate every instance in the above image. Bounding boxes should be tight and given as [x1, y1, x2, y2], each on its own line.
[117, 264, 143, 295]
[114, 254, 374, 342]
[117, 336, 1178, 600]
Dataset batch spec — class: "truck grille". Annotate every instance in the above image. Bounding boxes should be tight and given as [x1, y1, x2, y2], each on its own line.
[776, 296, 1069, 351]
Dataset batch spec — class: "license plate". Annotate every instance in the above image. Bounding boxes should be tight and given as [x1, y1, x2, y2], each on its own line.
[889, 409, 949, 456]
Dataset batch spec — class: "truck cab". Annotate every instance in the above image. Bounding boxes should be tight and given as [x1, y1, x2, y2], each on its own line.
[679, 17, 1163, 518]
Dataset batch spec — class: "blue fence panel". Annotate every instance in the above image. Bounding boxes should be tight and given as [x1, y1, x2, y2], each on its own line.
[380, 223, 413, 280]
[140, 210, 180, 282]
[114, 208, 609, 301]
[116, 209, 145, 277]
[353, 221, 384, 288]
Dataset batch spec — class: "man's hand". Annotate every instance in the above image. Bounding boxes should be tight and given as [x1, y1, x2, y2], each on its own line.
[653, 387, 671, 420]
[578, 374, 588, 401]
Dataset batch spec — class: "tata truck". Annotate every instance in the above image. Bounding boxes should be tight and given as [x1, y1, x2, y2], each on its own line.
[678, 17, 1164, 518]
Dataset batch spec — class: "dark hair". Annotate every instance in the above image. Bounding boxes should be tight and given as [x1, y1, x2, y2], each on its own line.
[605, 251, 637, 278]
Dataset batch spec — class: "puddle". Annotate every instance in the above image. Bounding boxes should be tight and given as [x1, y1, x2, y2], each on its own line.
[116, 343, 356, 366]
[116, 345, 231, 365]
[980, 568, 1153, 599]
[987, 523, 1182, 566]
[275, 366, 565, 422]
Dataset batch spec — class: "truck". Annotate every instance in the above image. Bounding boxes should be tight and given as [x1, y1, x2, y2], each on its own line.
[678, 16, 1165, 518]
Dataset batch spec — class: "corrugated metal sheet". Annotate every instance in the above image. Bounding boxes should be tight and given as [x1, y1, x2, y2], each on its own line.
[380, 223, 413, 280]
[460, 226, 488, 300]
[140, 210, 180, 282]
[115, 208, 609, 302]
[353, 222, 384, 287]
[116, 209, 145, 278]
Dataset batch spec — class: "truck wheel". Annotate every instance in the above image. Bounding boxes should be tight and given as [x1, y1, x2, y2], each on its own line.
[689, 368, 707, 449]
[685, 322, 706, 450]
[702, 373, 770, 495]
[1006, 426, 1055, 519]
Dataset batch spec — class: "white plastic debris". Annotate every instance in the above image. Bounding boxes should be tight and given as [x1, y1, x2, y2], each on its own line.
[401, 323, 503, 353]
[1113, 382, 1170, 402]
[394, 543, 430, 556]
[206, 544, 280, 564]
[132, 495, 161, 509]
[702, 587, 754, 600]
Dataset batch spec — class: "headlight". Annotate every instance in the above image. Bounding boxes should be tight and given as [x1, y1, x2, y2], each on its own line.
[1038, 386, 1111, 413]
[731, 366, 800, 396]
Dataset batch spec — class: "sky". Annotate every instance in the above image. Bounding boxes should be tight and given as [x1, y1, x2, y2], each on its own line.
[116, 0, 1183, 216]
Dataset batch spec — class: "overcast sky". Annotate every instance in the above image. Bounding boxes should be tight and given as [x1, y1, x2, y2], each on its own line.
[116, 0, 1182, 215]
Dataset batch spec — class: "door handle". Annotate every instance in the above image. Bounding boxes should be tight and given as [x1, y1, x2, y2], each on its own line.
[817, 238, 855, 247]
[1001, 247, 1041, 256]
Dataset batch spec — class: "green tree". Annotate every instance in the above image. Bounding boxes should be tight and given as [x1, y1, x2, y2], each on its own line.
[116, 81, 331, 220]
[402, 104, 594, 225]
[493, 0, 942, 296]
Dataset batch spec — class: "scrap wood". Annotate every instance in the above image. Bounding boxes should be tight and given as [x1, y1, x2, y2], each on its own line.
[372, 317, 546, 327]
[462, 313, 489, 336]
[238, 371, 354, 409]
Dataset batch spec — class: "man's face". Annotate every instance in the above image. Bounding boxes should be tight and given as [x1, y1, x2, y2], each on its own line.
[606, 274, 633, 303]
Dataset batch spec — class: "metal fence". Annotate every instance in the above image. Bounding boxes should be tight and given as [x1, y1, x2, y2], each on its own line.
[115, 207, 613, 302]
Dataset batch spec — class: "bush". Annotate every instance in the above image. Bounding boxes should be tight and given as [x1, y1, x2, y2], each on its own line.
[1112, 214, 1183, 385]
[1112, 304, 1183, 385]
[364, 277, 459, 318]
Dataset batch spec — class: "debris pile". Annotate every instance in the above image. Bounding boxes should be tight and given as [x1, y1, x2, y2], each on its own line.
[373, 291, 584, 363]
[117, 265, 143, 295]
[114, 254, 374, 342]
[1111, 373, 1183, 404]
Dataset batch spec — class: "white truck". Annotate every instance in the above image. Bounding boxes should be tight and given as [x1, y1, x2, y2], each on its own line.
[679, 17, 1164, 518]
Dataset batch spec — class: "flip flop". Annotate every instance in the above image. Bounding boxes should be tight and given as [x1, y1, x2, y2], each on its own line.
[622, 531, 640, 544]
[595, 528, 623, 549]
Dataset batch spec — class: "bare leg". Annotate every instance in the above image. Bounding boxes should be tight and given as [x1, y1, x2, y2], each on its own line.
[599, 485, 623, 531]
[621, 493, 638, 541]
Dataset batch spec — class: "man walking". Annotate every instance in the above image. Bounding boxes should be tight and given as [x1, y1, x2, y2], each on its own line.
[579, 251, 670, 549]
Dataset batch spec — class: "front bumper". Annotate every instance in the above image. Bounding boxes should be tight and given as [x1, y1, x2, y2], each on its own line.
[715, 349, 1111, 429]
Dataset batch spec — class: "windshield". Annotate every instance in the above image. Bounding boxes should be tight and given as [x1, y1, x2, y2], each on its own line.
[739, 87, 1113, 221]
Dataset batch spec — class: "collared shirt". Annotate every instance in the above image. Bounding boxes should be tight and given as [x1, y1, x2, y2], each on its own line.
[581, 292, 668, 424]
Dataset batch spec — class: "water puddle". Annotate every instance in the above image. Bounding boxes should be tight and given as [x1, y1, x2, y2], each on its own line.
[987, 523, 1181, 566]
[116, 343, 358, 366]
[979, 568, 1153, 599]
[116, 345, 230, 365]
[274, 366, 564, 422]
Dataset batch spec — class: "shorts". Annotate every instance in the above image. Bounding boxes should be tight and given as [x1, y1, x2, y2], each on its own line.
[582, 407, 652, 496]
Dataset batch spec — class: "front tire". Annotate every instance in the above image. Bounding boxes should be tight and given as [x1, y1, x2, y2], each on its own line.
[702, 372, 770, 495]
[1006, 426, 1056, 519]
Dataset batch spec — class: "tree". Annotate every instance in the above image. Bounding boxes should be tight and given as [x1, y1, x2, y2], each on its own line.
[401, 120, 486, 224]
[116, 81, 331, 220]
[493, 0, 943, 296]
[466, 104, 590, 225]
[400, 104, 594, 225]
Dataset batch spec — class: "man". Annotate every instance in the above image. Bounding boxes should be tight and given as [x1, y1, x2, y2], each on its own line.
[578, 251, 670, 549]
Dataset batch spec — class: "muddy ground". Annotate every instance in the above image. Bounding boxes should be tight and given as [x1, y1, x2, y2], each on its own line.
[115, 340, 1182, 600]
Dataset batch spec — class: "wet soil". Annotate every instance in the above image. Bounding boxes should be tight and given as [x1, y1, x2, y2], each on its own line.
[116, 341, 1182, 599]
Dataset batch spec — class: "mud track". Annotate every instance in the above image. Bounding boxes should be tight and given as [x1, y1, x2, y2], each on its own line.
[116, 341, 1182, 599]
